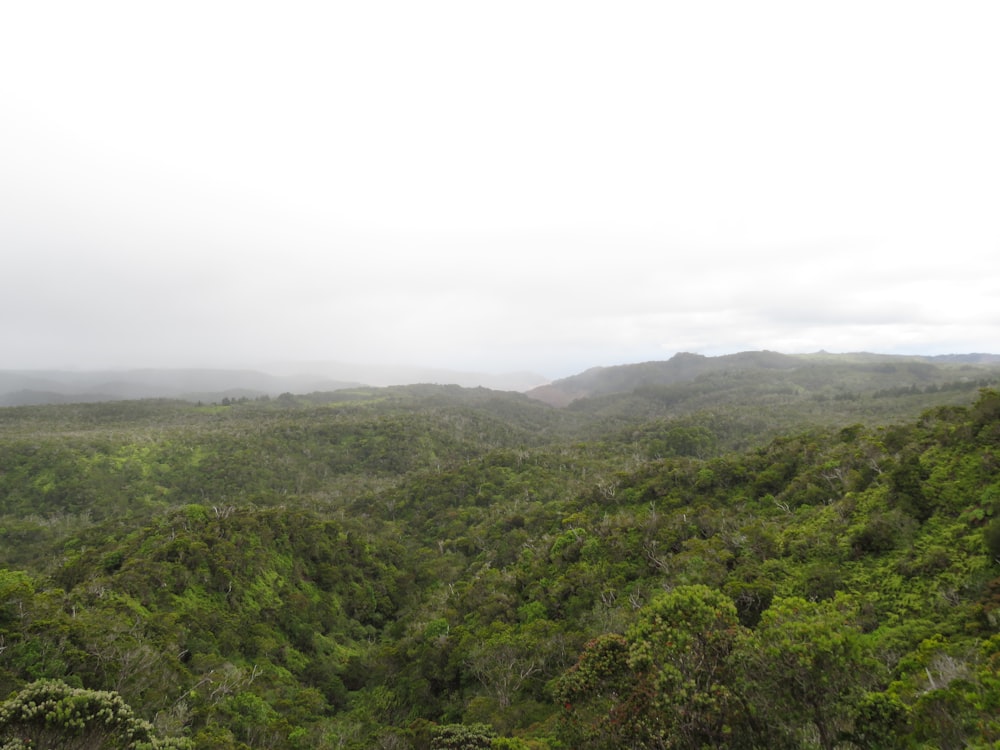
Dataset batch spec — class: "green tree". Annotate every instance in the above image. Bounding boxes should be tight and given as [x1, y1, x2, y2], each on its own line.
[0, 679, 191, 749]
[555, 585, 750, 749]
[552, 634, 631, 750]
[429, 723, 497, 750]
[738, 595, 875, 750]
[845, 692, 910, 750]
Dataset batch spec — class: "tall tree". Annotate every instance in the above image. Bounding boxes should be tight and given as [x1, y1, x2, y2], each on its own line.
[737, 595, 875, 750]
[555, 585, 750, 749]
[0, 679, 190, 749]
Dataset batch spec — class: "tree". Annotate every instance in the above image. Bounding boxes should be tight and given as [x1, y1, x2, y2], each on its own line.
[552, 634, 631, 750]
[737, 595, 875, 750]
[625, 585, 750, 749]
[845, 692, 910, 750]
[428, 723, 496, 750]
[465, 624, 543, 710]
[0, 679, 191, 749]
[554, 585, 750, 749]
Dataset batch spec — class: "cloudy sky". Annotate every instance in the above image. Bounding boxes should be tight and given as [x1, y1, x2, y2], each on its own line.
[2, 1, 998, 379]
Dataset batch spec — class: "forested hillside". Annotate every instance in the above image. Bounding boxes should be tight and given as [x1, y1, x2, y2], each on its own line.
[527, 350, 1000, 408]
[2, 359, 1000, 748]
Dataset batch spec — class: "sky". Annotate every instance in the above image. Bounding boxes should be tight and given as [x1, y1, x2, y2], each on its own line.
[2, 1, 998, 380]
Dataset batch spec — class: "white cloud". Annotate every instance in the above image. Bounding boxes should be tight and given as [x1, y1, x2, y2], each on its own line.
[1, 1, 998, 377]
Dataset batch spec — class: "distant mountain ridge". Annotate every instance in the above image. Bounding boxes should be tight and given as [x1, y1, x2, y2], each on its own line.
[0, 369, 362, 407]
[0, 364, 549, 407]
[4, 352, 999, 408]
[923, 353, 1000, 364]
[525, 350, 1000, 406]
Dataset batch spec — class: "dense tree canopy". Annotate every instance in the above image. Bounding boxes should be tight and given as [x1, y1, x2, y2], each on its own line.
[0, 375, 998, 748]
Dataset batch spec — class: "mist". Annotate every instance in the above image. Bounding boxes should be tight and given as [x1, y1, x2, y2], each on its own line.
[2, 2, 998, 378]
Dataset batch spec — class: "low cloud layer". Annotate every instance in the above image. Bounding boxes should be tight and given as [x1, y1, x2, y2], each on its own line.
[2, 2, 998, 378]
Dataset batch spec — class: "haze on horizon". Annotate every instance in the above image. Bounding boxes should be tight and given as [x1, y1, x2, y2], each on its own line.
[2, 2, 998, 381]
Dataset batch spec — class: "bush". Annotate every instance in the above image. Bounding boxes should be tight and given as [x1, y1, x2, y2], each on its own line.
[0, 679, 191, 749]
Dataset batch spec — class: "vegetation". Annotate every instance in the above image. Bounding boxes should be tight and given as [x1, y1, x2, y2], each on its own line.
[0, 679, 191, 749]
[1, 354, 999, 748]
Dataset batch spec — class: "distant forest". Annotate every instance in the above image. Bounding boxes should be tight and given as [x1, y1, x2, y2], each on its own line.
[2, 352, 1000, 749]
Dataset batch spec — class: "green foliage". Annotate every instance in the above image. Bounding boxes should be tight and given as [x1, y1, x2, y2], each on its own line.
[846, 692, 911, 749]
[555, 586, 750, 749]
[1, 381, 1000, 748]
[985, 515, 1000, 560]
[428, 723, 497, 750]
[626, 586, 749, 748]
[888, 635, 1000, 748]
[739, 595, 876, 750]
[551, 634, 630, 749]
[0, 679, 190, 749]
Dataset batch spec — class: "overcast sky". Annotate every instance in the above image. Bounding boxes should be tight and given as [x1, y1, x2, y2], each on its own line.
[2, 1, 998, 379]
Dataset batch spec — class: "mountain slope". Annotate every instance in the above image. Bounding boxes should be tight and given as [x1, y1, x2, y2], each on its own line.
[2, 386, 999, 748]
[526, 350, 1000, 406]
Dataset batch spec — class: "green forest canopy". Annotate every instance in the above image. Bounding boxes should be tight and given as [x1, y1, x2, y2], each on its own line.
[1, 360, 999, 748]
